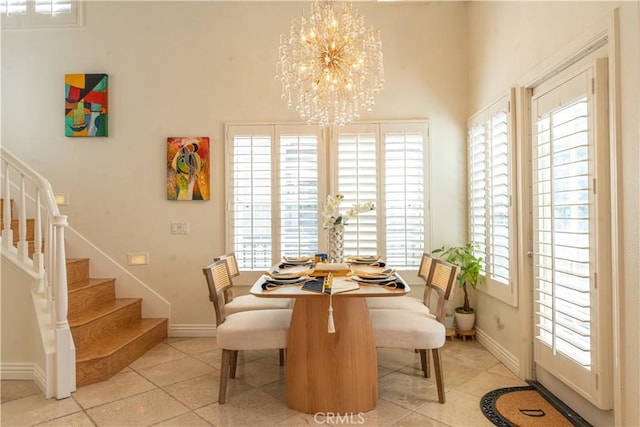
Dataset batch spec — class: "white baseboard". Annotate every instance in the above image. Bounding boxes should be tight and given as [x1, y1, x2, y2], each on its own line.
[168, 324, 217, 338]
[1, 363, 46, 392]
[1, 362, 35, 380]
[475, 327, 521, 377]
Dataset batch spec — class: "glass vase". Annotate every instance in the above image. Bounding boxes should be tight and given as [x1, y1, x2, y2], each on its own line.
[327, 225, 345, 263]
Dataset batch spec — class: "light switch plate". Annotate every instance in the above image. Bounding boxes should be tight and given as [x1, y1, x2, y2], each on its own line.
[171, 221, 189, 235]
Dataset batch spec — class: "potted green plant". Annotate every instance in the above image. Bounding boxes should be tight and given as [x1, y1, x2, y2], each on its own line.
[433, 243, 483, 331]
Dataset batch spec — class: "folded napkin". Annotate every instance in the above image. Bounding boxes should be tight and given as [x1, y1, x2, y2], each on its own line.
[261, 275, 312, 290]
[300, 277, 329, 294]
[351, 275, 406, 289]
[350, 267, 396, 279]
[265, 269, 313, 279]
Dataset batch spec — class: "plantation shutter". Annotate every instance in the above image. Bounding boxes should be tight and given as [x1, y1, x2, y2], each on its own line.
[336, 125, 378, 257]
[467, 91, 515, 304]
[487, 107, 511, 284]
[383, 123, 426, 268]
[228, 126, 274, 270]
[279, 129, 320, 258]
[467, 91, 517, 305]
[0, 0, 27, 14]
[1, 0, 79, 27]
[468, 120, 487, 272]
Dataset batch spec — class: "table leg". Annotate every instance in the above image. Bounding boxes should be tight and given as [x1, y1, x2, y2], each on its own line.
[286, 297, 378, 414]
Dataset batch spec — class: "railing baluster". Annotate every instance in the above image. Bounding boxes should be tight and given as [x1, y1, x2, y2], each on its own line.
[33, 189, 44, 273]
[2, 164, 13, 250]
[17, 174, 28, 262]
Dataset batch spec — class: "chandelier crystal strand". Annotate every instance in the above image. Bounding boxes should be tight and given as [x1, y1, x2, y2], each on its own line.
[276, 1, 384, 128]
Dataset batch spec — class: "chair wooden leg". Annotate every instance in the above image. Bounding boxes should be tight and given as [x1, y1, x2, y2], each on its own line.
[279, 348, 285, 366]
[219, 349, 231, 404]
[432, 348, 445, 403]
[419, 349, 430, 378]
[229, 350, 238, 378]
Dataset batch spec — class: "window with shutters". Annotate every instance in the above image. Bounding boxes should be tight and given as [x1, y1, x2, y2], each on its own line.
[226, 125, 324, 270]
[1, 0, 81, 28]
[467, 91, 517, 305]
[227, 121, 429, 271]
[333, 121, 429, 270]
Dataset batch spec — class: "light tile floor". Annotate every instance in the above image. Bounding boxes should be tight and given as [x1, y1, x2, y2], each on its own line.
[1, 337, 527, 426]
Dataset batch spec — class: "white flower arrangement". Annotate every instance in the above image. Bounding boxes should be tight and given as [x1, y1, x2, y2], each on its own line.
[322, 193, 375, 229]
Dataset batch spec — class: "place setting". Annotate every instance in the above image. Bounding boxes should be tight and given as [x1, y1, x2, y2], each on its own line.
[262, 265, 315, 290]
[345, 255, 386, 266]
[278, 256, 315, 269]
[348, 265, 406, 289]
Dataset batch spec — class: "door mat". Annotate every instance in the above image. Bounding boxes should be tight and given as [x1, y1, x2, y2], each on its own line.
[480, 381, 592, 427]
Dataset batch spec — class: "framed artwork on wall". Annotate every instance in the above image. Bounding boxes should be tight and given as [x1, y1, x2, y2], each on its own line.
[65, 73, 108, 137]
[167, 137, 210, 201]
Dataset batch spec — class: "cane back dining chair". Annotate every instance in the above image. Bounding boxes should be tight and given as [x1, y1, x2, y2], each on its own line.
[202, 259, 292, 404]
[214, 253, 292, 315]
[369, 258, 458, 403]
[366, 252, 436, 316]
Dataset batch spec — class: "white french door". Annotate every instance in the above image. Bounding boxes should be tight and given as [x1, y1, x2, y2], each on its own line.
[530, 58, 613, 409]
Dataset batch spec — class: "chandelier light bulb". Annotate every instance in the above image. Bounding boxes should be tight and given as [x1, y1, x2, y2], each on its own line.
[276, 0, 384, 128]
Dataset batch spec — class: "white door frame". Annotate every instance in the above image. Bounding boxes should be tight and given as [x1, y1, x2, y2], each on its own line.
[514, 8, 621, 422]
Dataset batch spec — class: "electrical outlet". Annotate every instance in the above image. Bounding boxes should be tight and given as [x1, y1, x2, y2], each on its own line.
[171, 221, 189, 235]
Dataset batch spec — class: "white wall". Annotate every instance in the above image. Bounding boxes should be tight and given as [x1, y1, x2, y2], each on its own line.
[467, 2, 639, 425]
[1, 261, 44, 376]
[1, 2, 469, 325]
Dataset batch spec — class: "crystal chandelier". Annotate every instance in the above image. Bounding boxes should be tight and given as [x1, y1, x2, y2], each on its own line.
[276, 1, 384, 128]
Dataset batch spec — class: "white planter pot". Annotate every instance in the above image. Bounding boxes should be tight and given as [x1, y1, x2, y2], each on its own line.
[454, 309, 475, 331]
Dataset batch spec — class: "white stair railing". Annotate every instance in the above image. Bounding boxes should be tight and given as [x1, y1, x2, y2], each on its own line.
[0, 147, 75, 399]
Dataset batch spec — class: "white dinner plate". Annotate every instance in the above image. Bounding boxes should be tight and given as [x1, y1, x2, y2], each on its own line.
[347, 256, 381, 264]
[269, 273, 304, 280]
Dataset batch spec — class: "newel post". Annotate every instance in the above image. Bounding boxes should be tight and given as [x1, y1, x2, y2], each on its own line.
[52, 214, 75, 398]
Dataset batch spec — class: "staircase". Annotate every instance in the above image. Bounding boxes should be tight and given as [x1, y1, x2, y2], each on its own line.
[2, 199, 167, 388]
[67, 259, 167, 387]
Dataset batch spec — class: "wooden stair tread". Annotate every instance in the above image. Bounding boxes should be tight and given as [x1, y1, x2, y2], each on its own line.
[75, 318, 167, 361]
[68, 298, 141, 326]
[68, 278, 115, 293]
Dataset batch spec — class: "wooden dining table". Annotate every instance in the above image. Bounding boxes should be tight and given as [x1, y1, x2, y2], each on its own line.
[250, 264, 410, 414]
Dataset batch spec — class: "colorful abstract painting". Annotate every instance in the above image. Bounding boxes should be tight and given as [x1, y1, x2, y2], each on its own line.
[167, 137, 210, 201]
[65, 73, 108, 137]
